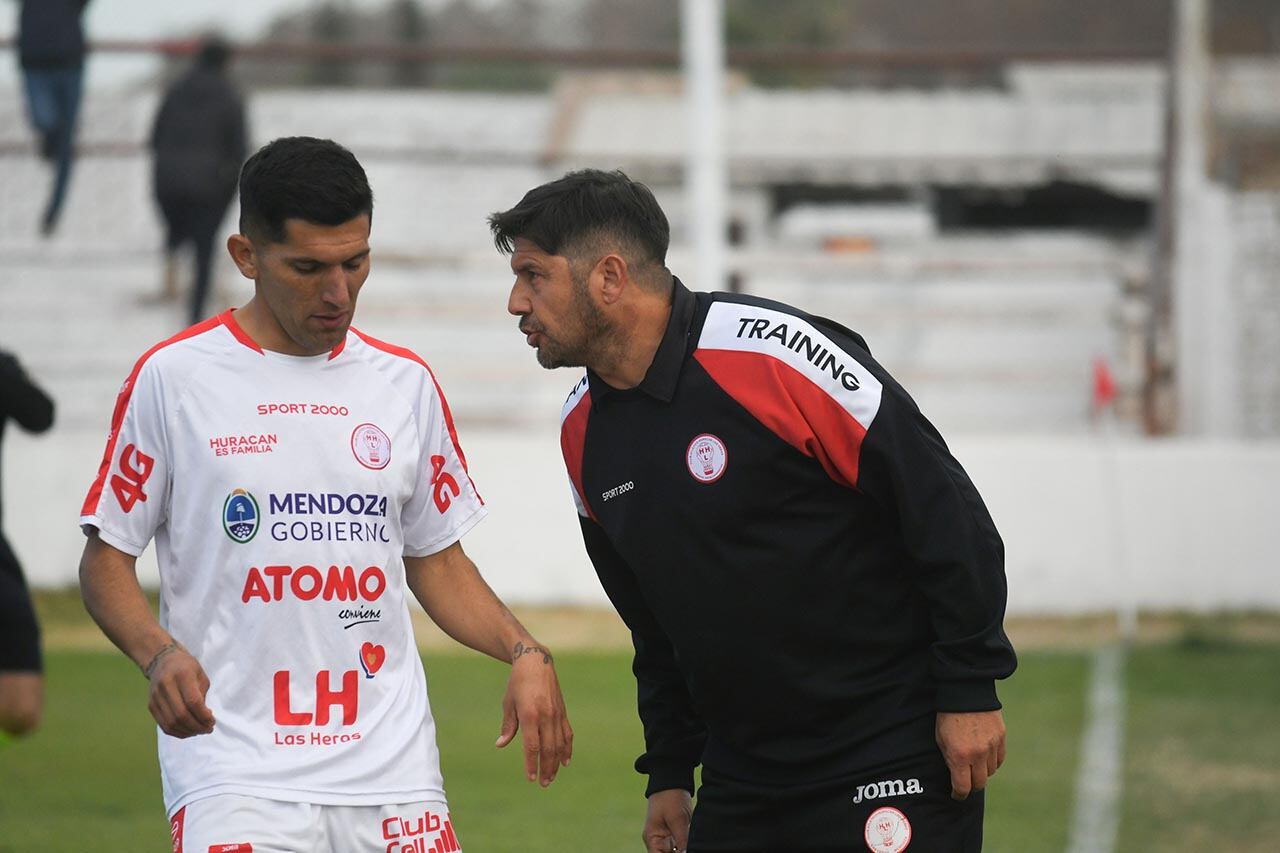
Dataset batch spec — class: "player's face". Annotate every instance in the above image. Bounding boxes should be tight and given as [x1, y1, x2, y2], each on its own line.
[506, 237, 607, 370]
[250, 216, 372, 356]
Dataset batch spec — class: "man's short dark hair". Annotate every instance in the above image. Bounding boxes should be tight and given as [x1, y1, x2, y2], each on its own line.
[238, 137, 373, 244]
[488, 169, 670, 268]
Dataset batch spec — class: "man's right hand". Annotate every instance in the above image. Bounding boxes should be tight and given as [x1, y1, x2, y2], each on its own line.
[146, 643, 215, 738]
[643, 788, 692, 853]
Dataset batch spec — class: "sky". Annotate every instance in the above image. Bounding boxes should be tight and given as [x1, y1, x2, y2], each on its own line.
[1, 0, 505, 90]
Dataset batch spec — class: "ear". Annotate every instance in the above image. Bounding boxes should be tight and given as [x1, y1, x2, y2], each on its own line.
[227, 233, 259, 281]
[593, 254, 630, 306]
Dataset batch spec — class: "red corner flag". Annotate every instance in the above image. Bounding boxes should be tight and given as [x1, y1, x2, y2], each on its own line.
[1093, 356, 1117, 410]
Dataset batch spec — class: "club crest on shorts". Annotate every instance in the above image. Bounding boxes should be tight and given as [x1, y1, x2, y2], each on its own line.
[351, 423, 391, 470]
[222, 489, 260, 543]
[864, 806, 912, 853]
[686, 433, 728, 483]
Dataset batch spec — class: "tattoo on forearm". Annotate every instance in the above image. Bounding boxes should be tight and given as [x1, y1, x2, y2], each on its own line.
[143, 641, 180, 679]
[512, 641, 553, 664]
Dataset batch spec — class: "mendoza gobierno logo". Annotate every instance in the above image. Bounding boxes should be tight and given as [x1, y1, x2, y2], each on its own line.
[223, 488, 260, 543]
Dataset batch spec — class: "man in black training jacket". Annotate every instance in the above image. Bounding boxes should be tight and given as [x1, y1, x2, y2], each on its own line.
[489, 169, 1016, 853]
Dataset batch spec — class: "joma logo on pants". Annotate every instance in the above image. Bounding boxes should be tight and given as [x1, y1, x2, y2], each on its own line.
[853, 777, 924, 803]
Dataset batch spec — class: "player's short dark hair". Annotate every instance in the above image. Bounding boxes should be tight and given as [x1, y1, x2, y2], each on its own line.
[488, 169, 670, 268]
[238, 137, 373, 244]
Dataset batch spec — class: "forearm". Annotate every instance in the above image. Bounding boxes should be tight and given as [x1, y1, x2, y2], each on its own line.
[78, 532, 173, 673]
[858, 404, 1016, 699]
[404, 542, 540, 664]
[579, 518, 704, 793]
[407, 542, 569, 784]
[634, 645, 706, 796]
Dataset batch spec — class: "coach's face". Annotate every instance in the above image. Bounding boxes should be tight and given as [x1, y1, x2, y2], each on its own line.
[230, 215, 371, 356]
[506, 237, 607, 370]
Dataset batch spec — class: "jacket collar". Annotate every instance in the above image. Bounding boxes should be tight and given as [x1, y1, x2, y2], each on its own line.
[588, 276, 695, 405]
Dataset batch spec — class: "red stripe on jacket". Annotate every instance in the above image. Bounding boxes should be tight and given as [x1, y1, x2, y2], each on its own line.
[559, 389, 595, 522]
[695, 348, 868, 489]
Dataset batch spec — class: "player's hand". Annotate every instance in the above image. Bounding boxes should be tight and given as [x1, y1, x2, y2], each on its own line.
[495, 642, 572, 786]
[146, 643, 215, 739]
[936, 709, 1006, 801]
[643, 788, 692, 853]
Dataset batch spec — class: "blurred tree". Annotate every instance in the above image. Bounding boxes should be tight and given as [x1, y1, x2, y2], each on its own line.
[726, 0, 854, 48]
[309, 0, 356, 87]
[429, 0, 554, 90]
[390, 0, 431, 87]
[725, 0, 858, 87]
[236, 0, 1278, 91]
[579, 0, 679, 48]
[1213, 0, 1280, 55]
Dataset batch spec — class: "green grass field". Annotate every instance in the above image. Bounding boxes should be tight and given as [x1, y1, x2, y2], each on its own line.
[2, 615, 1278, 852]
[1118, 637, 1280, 853]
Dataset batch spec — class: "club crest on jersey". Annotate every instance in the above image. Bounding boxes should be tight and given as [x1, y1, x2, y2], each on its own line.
[222, 489, 260, 543]
[686, 434, 728, 483]
[351, 423, 391, 470]
[864, 806, 912, 853]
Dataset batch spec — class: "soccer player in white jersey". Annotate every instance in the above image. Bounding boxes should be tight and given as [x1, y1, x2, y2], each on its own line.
[78, 136, 572, 853]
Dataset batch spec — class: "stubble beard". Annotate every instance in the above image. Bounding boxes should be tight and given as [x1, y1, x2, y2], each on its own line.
[534, 276, 613, 370]
[534, 346, 568, 370]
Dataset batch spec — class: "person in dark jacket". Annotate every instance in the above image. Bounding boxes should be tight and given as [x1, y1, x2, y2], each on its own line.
[149, 37, 248, 326]
[491, 170, 1016, 853]
[17, 0, 90, 236]
[0, 350, 55, 740]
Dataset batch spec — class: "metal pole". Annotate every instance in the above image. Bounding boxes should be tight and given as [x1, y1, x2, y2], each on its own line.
[1149, 0, 1211, 436]
[1146, 1, 1194, 435]
[681, 0, 728, 291]
[1143, 16, 1178, 436]
[1172, 0, 1217, 436]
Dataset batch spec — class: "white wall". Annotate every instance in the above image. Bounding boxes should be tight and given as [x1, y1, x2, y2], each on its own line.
[6, 424, 1279, 615]
[960, 436, 1280, 614]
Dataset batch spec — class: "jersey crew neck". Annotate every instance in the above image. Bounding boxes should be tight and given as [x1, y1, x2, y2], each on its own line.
[216, 308, 350, 362]
[258, 348, 339, 366]
[80, 319, 486, 815]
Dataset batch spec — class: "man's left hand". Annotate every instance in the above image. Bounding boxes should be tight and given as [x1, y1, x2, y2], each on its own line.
[936, 709, 1006, 801]
[495, 642, 573, 787]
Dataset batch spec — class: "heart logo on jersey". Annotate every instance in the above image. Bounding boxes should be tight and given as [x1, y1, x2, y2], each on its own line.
[360, 642, 386, 678]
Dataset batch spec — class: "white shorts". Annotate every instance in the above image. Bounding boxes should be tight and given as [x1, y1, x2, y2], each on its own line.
[170, 794, 462, 853]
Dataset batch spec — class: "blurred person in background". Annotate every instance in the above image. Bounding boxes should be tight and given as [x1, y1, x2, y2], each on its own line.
[491, 169, 1016, 853]
[149, 36, 248, 325]
[0, 349, 55, 740]
[16, 0, 90, 236]
[78, 137, 570, 852]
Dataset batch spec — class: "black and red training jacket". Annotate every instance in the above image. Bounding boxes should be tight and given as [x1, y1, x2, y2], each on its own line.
[559, 279, 1017, 796]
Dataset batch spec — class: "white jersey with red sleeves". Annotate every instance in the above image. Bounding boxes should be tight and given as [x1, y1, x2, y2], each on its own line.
[80, 310, 486, 816]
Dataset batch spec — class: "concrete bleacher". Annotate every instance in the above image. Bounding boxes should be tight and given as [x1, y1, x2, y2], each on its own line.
[1, 242, 1129, 440]
[8, 83, 1202, 605]
[4, 72, 1279, 613]
[1, 83, 1140, 438]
